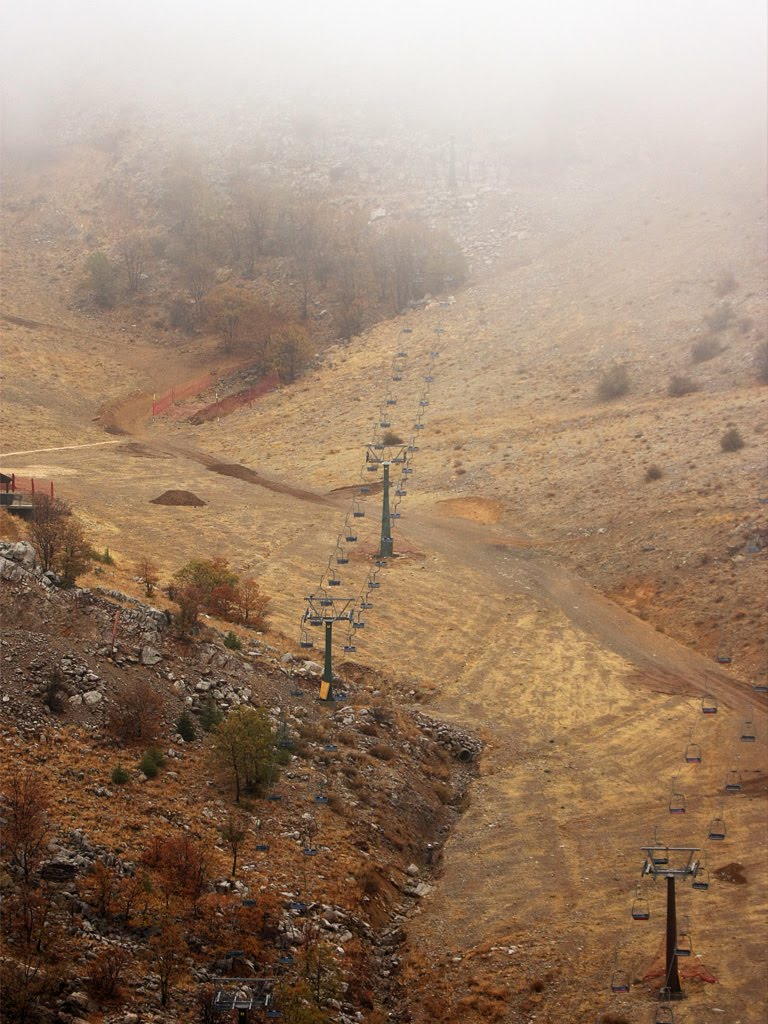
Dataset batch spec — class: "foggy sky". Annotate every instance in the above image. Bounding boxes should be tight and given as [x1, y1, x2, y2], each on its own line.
[1, 1, 766, 145]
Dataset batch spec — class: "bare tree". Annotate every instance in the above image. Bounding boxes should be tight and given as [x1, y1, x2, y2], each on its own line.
[108, 677, 165, 743]
[146, 924, 188, 1007]
[28, 495, 71, 572]
[181, 257, 215, 321]
[57, 517, 92, 587]
[136, 557, 160, 598]
[219, 812, 248, 878]
[119, 234, 147, 293]
[0, 769, 50, 883]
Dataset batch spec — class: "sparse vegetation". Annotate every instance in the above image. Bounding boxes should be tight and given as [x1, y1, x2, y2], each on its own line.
[223, 629, 243, 650]
[138, 746, 165, 778]
[713, 269, 737, 297]
[703, 302, 735, 333]
[108, 677, 165, 743]
[691, 335, 724, 362]
[369, 743, 395, 761]
[198, 695, 224, 732]
[111, 765, 130, 785]
[84, 250, 118, 308]
[667, 374, 700, 397]
[756, 339, 768, 383]
[645, 464, 664, 481]
[0, 769, 50, 883]
[176, 710, 197, 742]
[721, 427, 745, 452]
[137, 557, 160, 597]
[596, 363, 630, 401]
[91, 546, 115, 565]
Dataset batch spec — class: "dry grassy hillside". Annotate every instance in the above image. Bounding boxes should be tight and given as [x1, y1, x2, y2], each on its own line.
[1, 131, 767, 1024]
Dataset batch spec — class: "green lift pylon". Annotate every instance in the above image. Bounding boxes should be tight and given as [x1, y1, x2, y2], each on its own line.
[380, 463, 393, 557]
[366, 444, 406, 558]
[303, 592, 355, 702]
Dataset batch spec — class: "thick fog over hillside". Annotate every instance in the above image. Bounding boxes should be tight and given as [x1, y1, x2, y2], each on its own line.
[2, 0, 766, 157]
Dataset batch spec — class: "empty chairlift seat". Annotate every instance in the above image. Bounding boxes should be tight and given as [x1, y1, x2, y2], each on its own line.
[669, 789, 686, 814]
[708, 815, 727, 841]
[675, 932, 693, 958]
[692, 867, 710, 891]
[684, 739, 702, 764]
[740, 720, 757, 742]
[701, 694, 718, 714]
[610, 971, 630, 993]
[631, 886, 650, 921]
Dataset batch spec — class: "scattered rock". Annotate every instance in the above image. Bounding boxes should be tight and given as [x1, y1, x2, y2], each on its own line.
[140, 646, 163, 666]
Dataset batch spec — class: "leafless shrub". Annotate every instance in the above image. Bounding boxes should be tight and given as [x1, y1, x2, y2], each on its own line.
[369, 743, 395, 761]
[755, 339, 768, 383]
[720, 428, 745, 452]
[0, 769, 49, 882]
[691, 336, 724, 362]
[596, 363, 630, 401]
[702, 303, 734, 333]
[87, 946, 132, 1000]
[667, 374, 700, 397]
[713, 269, 737, 297]
[108, 677, 165, 744]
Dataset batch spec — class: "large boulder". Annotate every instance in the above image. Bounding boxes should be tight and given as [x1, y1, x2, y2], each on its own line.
[0, 556, 24, 582]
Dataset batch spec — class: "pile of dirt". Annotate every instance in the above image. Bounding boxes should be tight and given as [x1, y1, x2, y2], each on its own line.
[150, 489, 206, 507]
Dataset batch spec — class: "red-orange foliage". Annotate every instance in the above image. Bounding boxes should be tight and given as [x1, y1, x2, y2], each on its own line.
[141, 835, 210, 912]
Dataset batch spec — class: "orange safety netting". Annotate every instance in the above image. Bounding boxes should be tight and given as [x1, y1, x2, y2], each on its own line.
[2, 476, 55, 497]
[152, 371, 217, 417]
[188, 373, 280, 424]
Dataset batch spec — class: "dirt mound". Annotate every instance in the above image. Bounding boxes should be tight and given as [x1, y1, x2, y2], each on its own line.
[150, 489, 206, 507]
[714, 862, 748, 885]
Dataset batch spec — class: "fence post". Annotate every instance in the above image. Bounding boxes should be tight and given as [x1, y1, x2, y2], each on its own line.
[50, 482, 54, 498]
[31, 478, 35, 496]
[11, 473, 15, 491]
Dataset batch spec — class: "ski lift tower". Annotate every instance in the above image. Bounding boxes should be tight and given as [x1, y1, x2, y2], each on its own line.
[366, 443, 408, 558]
[303, 592, 355, 701]
[640, 844, 701, 1000]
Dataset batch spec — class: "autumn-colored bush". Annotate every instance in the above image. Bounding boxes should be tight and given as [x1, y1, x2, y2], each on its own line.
[108, 677, 165, 743]
[170, 558, 269, 632]
[0, 769, 50, 882]
[141, 835, 210, 912]
[87, 946, 132, 1000]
